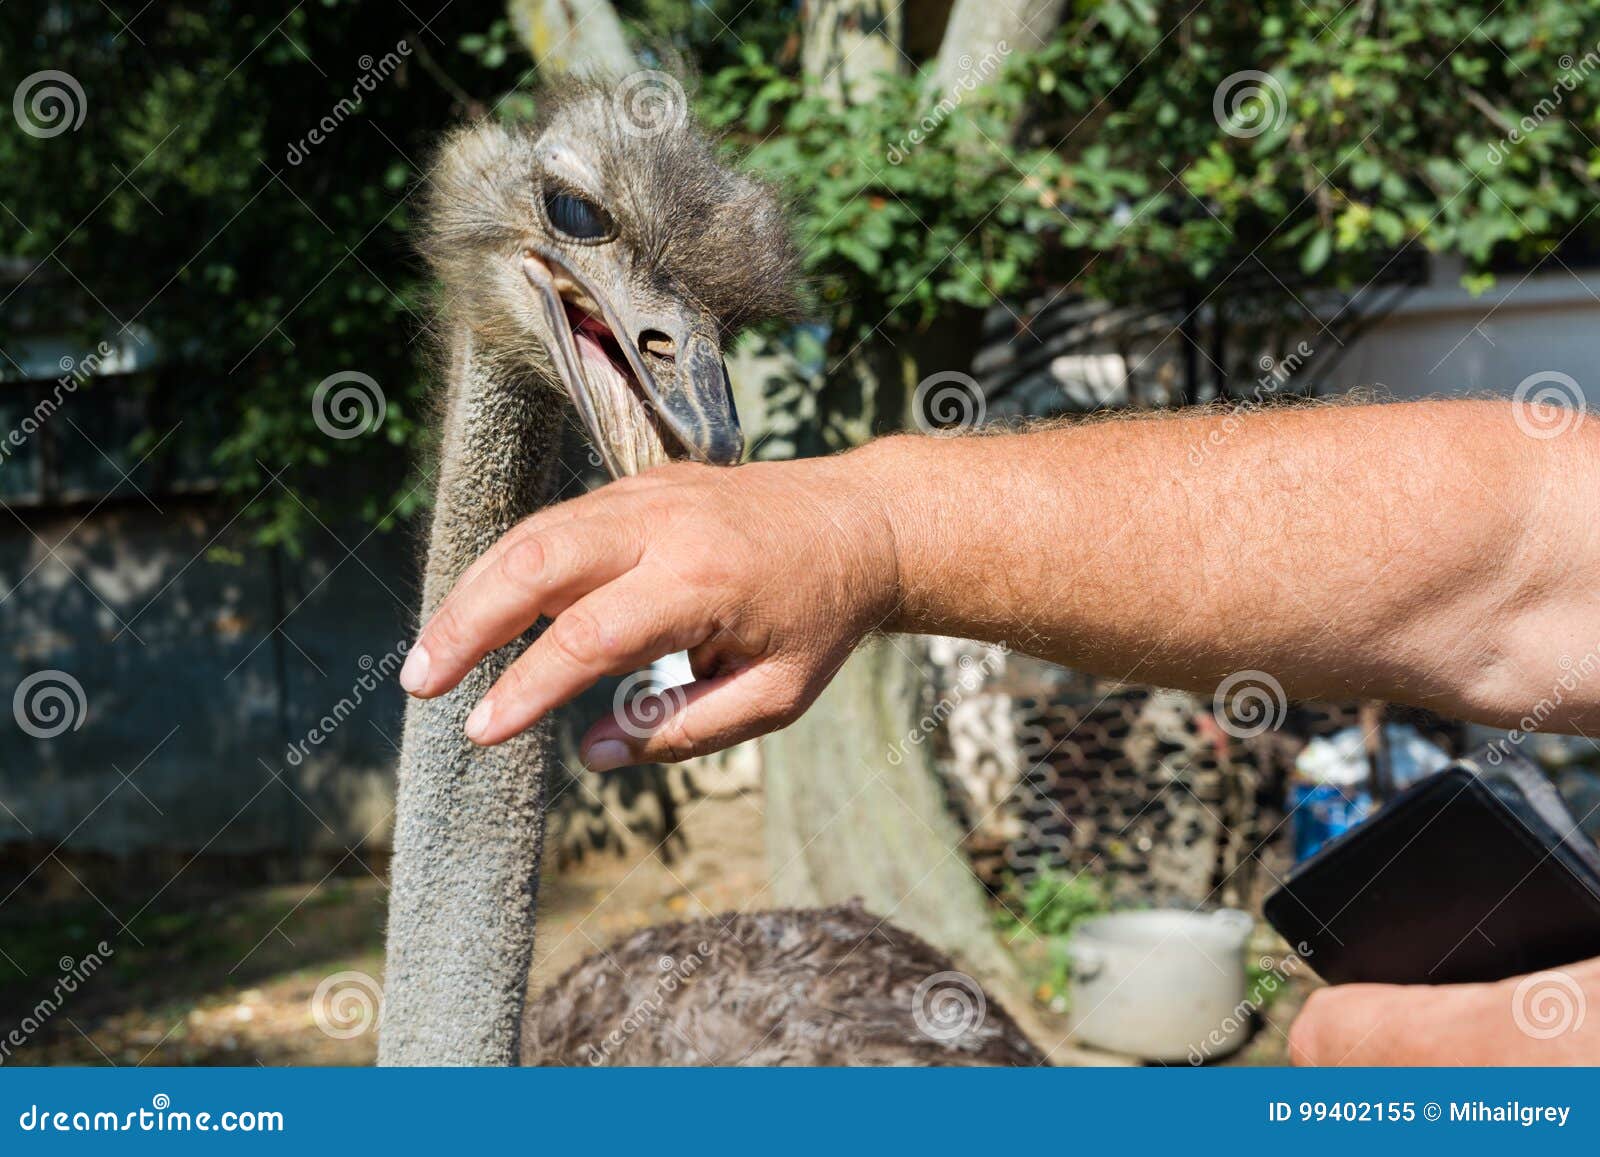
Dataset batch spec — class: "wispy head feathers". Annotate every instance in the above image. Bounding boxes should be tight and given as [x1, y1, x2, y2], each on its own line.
[420, 76, 799, 335]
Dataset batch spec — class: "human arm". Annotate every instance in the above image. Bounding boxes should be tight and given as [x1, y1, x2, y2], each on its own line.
[872, 397, 1600, 728]
[1289, 956, 1600, 1065]
[398, 397, 1600, 766]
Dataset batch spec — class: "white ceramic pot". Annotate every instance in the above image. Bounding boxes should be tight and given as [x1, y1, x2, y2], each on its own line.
[1067, 908, 1254, 1063]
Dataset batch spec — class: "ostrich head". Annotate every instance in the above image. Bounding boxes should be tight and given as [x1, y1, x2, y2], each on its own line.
[421, 80, 798, 476]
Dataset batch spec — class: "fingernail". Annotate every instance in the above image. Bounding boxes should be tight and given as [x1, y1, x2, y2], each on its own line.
[465, 698, 495, 742]
[583, 739, 633, 772]
[399, 643, 430, 694]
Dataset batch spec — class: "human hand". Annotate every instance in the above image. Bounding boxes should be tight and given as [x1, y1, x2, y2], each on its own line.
[398, 456, 899, 769]
[1289, 956, 1600, 1064]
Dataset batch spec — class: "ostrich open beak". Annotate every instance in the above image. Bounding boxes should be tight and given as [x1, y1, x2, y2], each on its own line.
[522, 250, 742, 478]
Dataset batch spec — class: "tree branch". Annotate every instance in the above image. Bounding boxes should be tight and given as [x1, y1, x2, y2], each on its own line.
[1462, 85, 1600, 197]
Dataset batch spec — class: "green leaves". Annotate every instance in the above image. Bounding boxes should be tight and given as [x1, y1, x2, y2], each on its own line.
[1301, 230, 1331, 275]
[701, 57, 1065, 338]
[0, 2, 521, 547]
[697, 0, 1600, 352]
[7, 0, 1600, 542]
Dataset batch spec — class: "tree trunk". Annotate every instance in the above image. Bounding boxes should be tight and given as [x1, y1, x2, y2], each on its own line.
[506, 0, 634, 76]
[761, 0, 1076, 1056]
[800, 0, 905, 106]
[932, 0, 1069, 95]
[764, 640, 1071, 1051]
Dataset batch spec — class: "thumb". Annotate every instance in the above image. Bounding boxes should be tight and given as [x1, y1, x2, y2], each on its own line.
[579, 661, 810, 770]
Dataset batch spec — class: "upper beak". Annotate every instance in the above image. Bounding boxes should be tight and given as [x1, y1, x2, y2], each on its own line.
[521, 249, 743, 477]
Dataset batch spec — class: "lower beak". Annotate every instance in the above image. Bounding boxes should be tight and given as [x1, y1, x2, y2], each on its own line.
[522, 252, 743, 477]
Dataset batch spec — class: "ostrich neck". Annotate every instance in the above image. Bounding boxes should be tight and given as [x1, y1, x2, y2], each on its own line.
[381, 326, 564, 1065]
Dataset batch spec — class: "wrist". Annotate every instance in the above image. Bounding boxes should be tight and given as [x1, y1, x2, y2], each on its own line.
[825, 434, 930, 634]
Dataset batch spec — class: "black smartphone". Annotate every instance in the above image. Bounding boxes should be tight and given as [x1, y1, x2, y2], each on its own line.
[1264, 747, 1600, 985]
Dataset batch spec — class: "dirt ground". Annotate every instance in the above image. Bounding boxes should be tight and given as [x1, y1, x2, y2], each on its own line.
[0, 787, 1303, 1066]
[0, 791, 776, 1066]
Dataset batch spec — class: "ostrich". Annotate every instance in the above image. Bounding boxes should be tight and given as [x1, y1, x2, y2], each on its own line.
[380, 80, 1043, 1067]
[522, 901, 1043, 1066]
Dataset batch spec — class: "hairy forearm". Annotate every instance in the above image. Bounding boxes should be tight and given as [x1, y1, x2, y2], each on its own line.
[851, 400, 1600, 730]
[410, 396, 1600, 768]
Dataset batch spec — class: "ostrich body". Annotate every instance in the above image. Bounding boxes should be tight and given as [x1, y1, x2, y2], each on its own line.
[523, 902, 1043, 1066]
[382, 82, 1034, 1067]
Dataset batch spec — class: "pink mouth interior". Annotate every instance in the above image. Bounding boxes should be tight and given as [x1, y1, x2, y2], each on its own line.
[570, 309, 633, 399]
[561, 301, 674, 475]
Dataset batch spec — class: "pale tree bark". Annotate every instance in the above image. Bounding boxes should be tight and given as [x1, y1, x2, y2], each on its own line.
[765, 640, 1084, 1055]
[507, 0, 635, 76]
[760, 0, 1079, 1056]
[932, 0, 1070, 94]
[800, 0, 906, 105]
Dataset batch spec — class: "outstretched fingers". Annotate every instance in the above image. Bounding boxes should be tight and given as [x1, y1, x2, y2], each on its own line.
[464, 570, 718, 745]
[402, 514, 644, 699]
[441, 475, 658, 599]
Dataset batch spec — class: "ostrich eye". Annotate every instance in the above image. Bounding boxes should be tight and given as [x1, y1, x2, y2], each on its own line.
[544, 191, 613, 241]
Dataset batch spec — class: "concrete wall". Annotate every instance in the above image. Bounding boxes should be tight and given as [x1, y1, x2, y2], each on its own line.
[1, 500, 415, 861]
[1317, 262, 1600, 403]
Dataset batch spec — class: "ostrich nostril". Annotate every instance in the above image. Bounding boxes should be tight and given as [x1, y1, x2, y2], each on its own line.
[639, 330, 676, 361]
